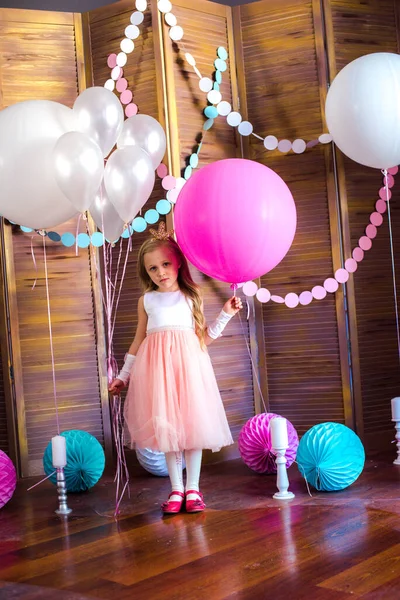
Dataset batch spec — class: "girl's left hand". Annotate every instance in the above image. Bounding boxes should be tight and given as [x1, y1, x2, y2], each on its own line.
[223, 296, 243, 316]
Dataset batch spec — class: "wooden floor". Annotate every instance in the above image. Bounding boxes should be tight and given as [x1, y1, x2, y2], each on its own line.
[1, 452, 400, 599]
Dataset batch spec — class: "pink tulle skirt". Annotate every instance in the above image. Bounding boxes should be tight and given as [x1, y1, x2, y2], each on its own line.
[124, 327, 233, 453]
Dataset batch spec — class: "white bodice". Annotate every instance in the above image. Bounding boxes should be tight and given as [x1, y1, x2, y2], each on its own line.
[144, 290, 194, 333]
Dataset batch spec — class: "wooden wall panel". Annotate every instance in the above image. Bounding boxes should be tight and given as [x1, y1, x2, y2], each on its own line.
[163, 0, 255, 442]
[88, 1, 167, 445]
[326, 0, 400, 446]
[0, 9, 108, 476]
[0, 344, 7, 453]
[237, 0, 348, 435]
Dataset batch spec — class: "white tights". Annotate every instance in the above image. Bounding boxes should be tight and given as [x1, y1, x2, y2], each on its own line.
[165, 449, 202, 500]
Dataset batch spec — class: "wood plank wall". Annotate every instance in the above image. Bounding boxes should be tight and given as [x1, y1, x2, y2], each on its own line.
[0, 9, 110, 476]
[324, 0, 400, 449]
[161, 0, 255, 441]
[235, 0, 350, 435]
[87, 0, 255, 457]
[235, 0, 400, 448]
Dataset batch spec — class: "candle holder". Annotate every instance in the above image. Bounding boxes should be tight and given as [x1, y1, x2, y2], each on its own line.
[55, 467, 72, 515]
[272, 448, 295, 500]
[393, 422, 400, 465]
[391, 398, 400, 465]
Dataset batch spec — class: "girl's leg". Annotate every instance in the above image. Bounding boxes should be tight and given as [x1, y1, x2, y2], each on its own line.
[165, 451, 184, 501]
[184, 449, 203, 493]
[184, 449, 206, 512]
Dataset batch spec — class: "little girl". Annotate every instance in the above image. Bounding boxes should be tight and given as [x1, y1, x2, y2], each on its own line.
[109, 223, 242, 514]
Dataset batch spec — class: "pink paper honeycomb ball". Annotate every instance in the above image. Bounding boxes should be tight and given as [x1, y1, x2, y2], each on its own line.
[238, 412, 299, 473]
[0, 450, 17, 509]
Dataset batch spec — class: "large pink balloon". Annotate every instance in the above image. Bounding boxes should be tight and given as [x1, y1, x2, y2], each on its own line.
[174, 159, 297, 284]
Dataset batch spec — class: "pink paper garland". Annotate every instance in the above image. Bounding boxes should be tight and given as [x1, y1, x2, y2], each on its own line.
[242, 168, 397, 307]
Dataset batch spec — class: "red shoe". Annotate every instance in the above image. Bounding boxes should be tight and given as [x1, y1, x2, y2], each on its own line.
[161, 491, 185, 514]
[185, 490, 206, 513]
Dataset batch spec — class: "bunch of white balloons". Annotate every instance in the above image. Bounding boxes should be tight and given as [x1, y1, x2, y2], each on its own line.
[0, 86, 166, 239]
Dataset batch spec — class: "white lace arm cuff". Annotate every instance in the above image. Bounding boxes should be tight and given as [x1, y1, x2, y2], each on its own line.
[207, 310, 233, 339]
[116, 353, 136, 385]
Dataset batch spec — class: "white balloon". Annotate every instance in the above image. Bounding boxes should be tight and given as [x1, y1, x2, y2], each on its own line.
[89, 182, 125, 242]
[326, 52, 400, 169]
[104, 146, 155, 223]
[73, 86, 124, 158]
[53, 131, 104, 213]
[117, 114, 166, 169]
[0, 100, 77, 228]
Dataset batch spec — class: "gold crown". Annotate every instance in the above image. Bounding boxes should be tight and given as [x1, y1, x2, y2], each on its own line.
[149, 221, 174, 241]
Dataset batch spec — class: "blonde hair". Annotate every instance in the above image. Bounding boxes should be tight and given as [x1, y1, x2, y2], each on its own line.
[137, 236, 206, 347]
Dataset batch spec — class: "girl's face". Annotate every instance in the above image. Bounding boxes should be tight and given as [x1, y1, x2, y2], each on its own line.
[143, 246, 180, 292]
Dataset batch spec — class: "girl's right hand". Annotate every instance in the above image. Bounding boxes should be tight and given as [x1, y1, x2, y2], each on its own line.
[109, 378, 126, 395]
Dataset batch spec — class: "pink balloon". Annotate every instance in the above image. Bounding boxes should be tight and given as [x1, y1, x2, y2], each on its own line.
[174, 159, 296, 284]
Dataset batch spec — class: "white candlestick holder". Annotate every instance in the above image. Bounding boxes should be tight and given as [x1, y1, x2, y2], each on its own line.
[272, 448, 295, 500]
[55, 467, 72, 515]
[393, 422, 400, 465]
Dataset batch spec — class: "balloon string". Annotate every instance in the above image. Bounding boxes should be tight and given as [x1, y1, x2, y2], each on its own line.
[110, 234, 132, 343]
[99, 209, 130, 515]
[238, 307, 268, 413]
[30, 236, 38, 291]
[27, 470, 56, 491]
[42, 235, 60, 435]
[75, 213, 82, 257]
[294, 460, 313, 497]
[383, 169, 400, 367]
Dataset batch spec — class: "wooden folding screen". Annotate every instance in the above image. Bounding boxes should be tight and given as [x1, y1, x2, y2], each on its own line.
[0, 9, 111, 476]
[235, 0, 350, 435]
[235, 0, 400, 447]
[324, 0, 400, 449]
[87, 0, 256, 455]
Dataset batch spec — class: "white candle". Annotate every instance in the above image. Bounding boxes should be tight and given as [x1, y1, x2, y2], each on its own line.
[51, 435, 67, 468]
[391, 397, 400, 421]
[270, 417, 289, 450]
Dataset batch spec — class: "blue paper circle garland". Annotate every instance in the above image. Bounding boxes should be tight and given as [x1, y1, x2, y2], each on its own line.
[296, 422, 365, 492]
[43, 430, 105, 492]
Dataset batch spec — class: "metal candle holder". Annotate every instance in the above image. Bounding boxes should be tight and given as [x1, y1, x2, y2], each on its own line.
[55, 467, 72, 515]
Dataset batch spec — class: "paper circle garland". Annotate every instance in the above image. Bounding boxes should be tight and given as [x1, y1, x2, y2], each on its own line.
[296, 422, 365, 492]
[0, 450, 17, 509]
[238, 413, 299, 474]
[136, 448, 186, 477]
[43, 430, 105, 492]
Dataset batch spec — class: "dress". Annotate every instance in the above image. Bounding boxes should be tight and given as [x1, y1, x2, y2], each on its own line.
[124, 290, 234, 453]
